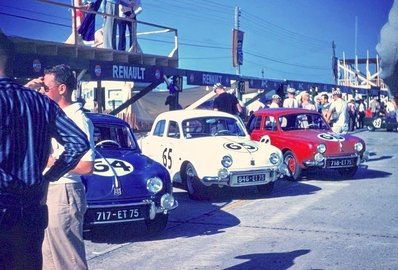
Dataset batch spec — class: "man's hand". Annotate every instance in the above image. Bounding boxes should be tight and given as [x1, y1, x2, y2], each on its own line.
[25, 77, 44, 91]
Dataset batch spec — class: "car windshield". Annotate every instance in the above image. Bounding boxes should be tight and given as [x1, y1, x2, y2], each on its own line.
[182, 116, 246, 138]
[279, 113, 329, 131]
[93, 124, 138, 149]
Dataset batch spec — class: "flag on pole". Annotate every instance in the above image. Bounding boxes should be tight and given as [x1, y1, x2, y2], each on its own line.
[232, 29, 244, 67]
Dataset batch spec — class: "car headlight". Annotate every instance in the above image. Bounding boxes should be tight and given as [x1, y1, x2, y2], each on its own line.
[147, 177, 163, 193]
[317, 144, 326, 154]
[314, 153, 324, 162]
[221, 155, 233, 168]
[218, 168, 229, 179]
[161, 193, 175, 210]
[354, 142, 364, 152]
[269, 152, 281, 165]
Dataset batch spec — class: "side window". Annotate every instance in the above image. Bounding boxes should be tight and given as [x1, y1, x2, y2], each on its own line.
[153, 120, 166, 137]
[167, 121, 180, 138]
[263, 116, 276, 131]
[279, 116, 288, 129]
[248, 116, 262, 133]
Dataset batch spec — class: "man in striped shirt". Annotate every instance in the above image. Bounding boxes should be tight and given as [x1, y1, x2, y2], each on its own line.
[0, 32, 90, 270]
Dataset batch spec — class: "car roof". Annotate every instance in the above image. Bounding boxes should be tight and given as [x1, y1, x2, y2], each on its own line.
[254, 107, 321, 117]
[86, 112, 129, 126]
[155, 109, 239, 122]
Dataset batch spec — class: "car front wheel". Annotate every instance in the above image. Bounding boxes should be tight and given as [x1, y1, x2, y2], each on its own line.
[284, 150, 302, 181]
[184, 163, 209, 200]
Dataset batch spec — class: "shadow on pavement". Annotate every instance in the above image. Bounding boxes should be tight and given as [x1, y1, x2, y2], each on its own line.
[224, 249, 311, 270]
[84, 180, 322, 244]
[302, 166, 392, 181]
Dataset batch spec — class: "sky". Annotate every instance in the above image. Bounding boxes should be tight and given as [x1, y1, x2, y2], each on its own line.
[0, 0, 394, 85]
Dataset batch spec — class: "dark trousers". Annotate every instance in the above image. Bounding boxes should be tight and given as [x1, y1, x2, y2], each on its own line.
[118, 19, 133, 51]
[0, 205, 48, 270]
[357, 111, 365, 128]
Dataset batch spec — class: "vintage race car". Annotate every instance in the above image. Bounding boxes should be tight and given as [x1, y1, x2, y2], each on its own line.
[364, 116, 398, 132]
[81, 113, 178, 235]
[247, 108, 368, 180]
[139, 109, 287, 200]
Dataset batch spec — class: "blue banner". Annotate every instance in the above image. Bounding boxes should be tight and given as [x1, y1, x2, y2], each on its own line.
[248, 78, 284, 89]
[186, 70, 238, 86]
[89, 61, 164, 82]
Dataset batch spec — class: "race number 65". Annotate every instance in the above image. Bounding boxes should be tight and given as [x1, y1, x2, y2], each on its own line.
[162, 148, 173, 169]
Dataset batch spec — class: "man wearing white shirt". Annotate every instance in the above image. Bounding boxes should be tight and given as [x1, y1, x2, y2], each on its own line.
[26, 64, 95, 269]
[269, 94, 281, 108]
[325, 89, 349, 134]
[118, 0, 142, 52]
[283, 87, 299, 108]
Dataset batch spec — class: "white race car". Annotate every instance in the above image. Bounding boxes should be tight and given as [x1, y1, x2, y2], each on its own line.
[139, 109, 287, 200]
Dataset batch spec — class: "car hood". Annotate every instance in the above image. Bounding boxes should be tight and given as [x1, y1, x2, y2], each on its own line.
[283, 130, 365, 154]
[186, 136, 282, 169]
[82, 150, 171, 203]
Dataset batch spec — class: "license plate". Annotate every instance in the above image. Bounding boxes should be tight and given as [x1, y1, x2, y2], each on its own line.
[87, 206, 146, 224]
[232, 174, 268, 186]
[326, 157, 356, 168]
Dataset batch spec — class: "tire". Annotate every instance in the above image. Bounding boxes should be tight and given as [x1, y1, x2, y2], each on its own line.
[145, 214, 168, 235]
[256, 181, 274, 195]
[184, 163, 209, 200]
[367, 125, 375, 131]
[337, 166, 358, 179]
[283, 150, 302, 181]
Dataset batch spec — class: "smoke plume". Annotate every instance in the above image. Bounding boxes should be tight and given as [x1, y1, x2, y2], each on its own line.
[376, 0, 398, 96]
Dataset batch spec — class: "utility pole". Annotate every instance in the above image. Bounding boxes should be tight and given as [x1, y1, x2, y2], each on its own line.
[233, 6, 244, 100]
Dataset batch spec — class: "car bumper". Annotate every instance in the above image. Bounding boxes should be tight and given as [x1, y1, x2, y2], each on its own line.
[201, 167, 286, 187]
[303, 152, 368, 169]
[84, 194, 178, 227]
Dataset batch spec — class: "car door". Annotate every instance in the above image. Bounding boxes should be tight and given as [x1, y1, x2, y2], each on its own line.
[141, 119, 167, 162]
[247, 114, 263, 141]
[160, 120, 182, 180]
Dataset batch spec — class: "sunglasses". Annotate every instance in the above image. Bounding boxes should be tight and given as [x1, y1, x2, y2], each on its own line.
[39, 83, 50, 92]
[39, 82, 61, 93]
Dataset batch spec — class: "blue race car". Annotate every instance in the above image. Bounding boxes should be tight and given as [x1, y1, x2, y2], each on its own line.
[82, 113, 178, 235]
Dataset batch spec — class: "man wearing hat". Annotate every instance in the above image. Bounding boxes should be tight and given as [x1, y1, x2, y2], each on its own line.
[213, 83, 243, 116]
[283, 87, 299, 108]
[269, 94, 281, 108]
[325, 89, 349, 133]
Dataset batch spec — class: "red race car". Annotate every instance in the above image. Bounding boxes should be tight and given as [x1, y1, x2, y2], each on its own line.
[247, 108, 368, 180]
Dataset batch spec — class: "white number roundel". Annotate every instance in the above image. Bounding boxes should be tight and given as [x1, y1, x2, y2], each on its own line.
[372, 118, 382, 128]
[93, 158, 134, 177]
[223, 142, 258, 153]
[317, 133, 345, 142]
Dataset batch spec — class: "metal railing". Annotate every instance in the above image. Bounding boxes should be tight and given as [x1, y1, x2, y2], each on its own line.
[33, 0, 178, 58]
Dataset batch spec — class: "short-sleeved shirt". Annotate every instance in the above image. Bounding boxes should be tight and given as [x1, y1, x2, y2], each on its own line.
[213, 93, 239, 115]
[283, 97, 299, 108]
[50, 102, 95, 184]
[329, 98, 349, 132]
